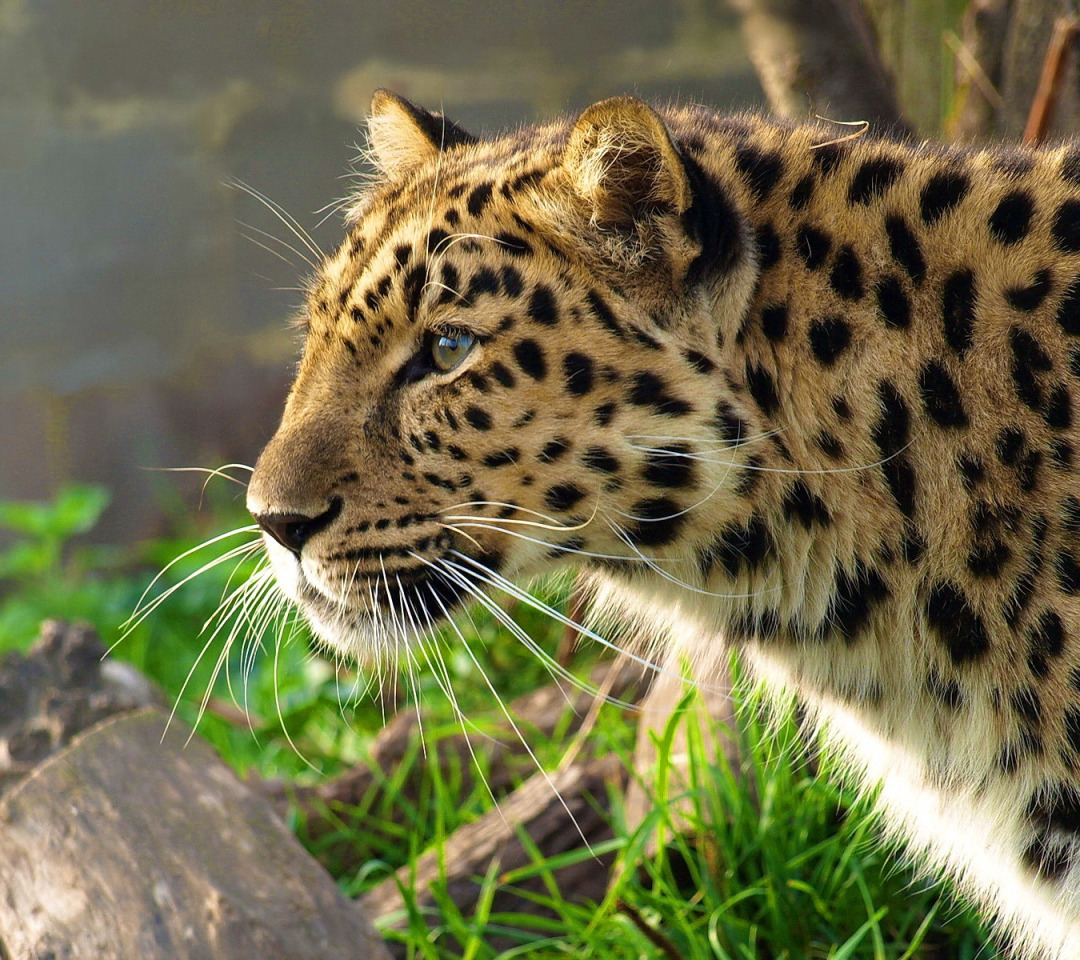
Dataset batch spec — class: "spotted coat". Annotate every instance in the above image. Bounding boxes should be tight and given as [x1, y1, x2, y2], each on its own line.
[247, 91, 1080, 959]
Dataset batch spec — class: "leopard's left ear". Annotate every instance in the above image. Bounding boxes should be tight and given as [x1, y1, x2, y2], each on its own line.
[563, 97, 692, 225]
[367, 90, 477, 178]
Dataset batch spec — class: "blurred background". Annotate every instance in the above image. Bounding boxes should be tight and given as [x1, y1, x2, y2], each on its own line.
[0, 0, 771, 542]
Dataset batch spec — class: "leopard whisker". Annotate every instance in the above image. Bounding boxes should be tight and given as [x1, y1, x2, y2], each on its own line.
[440, 498, 598, 531]
[438, 521, 485, 552]
[236, 219, 320, 272]
[604, 518, 776, 602]
[226, 178, 325, 262]
[410, 552, 634, 709]
[440, 518, 667, 565]
[628, 440, 915, 477]
[271, 599, 321, 773]
[117, 530, 264, 654]
[440, 551, 675, 689]
[425, 563, 595, 849]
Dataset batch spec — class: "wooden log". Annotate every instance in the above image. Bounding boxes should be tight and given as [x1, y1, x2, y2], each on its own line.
[0, 708, 390, 960]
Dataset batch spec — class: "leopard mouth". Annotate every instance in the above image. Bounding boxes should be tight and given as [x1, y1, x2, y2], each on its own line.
[263, 536, 491, 661]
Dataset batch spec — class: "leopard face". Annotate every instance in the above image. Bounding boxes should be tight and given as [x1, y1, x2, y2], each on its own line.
[247, 92, 759, 662]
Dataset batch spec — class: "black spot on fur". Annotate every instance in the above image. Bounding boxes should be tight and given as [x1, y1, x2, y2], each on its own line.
[624, 497, 685, 547]
[734, 145, 785, 201]
[513, 339, 547, 380]
[1057, 276, 1080, 335]
[538, 438, 570, 463]
[684, 350, 716, 374]
[1045, 385, 1073, 429]
[874, 275, 910, 329]
[1064, 495, 1080, 534]
[927, 669, 965, 710]
[746, 361, 780, 415]
[528, 285, 559, 326]
[967, 539, 1011, 578]
[714, 402, 748, 445]
[585, 289, 625, 340]
[1052, 439, 1075, 469]
[989, 191, 1034, 245]
[872, 381, 916, 519]
[848, 156, 904, 205]
[996, 426, 1026, 465]
[1011, 327, 1052, 411]
[593, 402, 617, 427]
[942, 269, 977, 357]
[481, 447, 519, 468]
[544, 483, 585, 512]
[1007, 269, 1053, 312]
[466, 181, 494, 217]
[1023, 786, 1080, 879]
[782, 480, 830, 529]
[703, 515, 775, 578]
[920, 170, 970, 224]
[926, 581, 990, 665]
[832, 396, 852, 420]
[627, 371, 693, 417]
[827, 247, 865, 304]
[1066, 708, 1080, 753]
[1053, 200, 1080, 252]
[795, 223, 831, 270]
[500, 266, 524, 298]
[821, 561, 890, 643]
[494, 232, 531, 256]
[490, 361, 516, 388]
[563, 352, 594, 396]
[918, 360, 968, 428]
[761, 304, 789, 341]
[466, 267, 500, 301]
[582, 446, 620, 474]
[957, 454, 985, 490]
[816, 431, 844, 460]
[1063, 148, 1080, 185]
[1018, 450, 1043, 492]
[642, 445, 696, 489]
[1012, 686, 1043, 727]
[808, 315, 853, 365]
[811, 140, 847, 175]
[902, 528, 926, 564]
[885, 215, 926, 284]
[464, 406, 492, 431]
[1057, 550, 1080, 593]
[1028, 611, 1066, 679]
[403, 265, 426, 318]
[789, 173, 815, 210]
[756, 223, 781, 270]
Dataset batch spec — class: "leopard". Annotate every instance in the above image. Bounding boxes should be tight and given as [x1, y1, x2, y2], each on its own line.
[245, 89, 1080, 958]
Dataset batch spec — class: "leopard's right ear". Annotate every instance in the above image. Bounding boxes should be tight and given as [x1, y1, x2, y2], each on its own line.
[367, 90, 477, 178]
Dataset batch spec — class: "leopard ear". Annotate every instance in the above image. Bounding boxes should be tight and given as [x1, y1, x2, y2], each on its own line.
[563, 97, 691, 225]
[367, 90, 477, 177]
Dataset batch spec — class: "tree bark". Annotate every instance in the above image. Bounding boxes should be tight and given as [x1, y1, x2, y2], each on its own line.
[726, 0, 911, 133]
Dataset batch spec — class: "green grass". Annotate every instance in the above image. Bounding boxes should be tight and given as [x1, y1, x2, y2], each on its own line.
[0, 484, 1001, 958]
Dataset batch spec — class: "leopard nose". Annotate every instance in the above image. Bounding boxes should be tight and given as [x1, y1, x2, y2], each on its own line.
[253, 497, 343, 557]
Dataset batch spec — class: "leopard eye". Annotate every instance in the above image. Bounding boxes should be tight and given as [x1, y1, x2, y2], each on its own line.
[430, 331, 475, 372]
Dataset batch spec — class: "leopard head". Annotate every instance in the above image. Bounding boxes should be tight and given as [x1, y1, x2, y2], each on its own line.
[246, 91, 758, 662]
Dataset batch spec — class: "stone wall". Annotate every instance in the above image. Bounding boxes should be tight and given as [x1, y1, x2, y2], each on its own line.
[0, 0, 761, 539]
